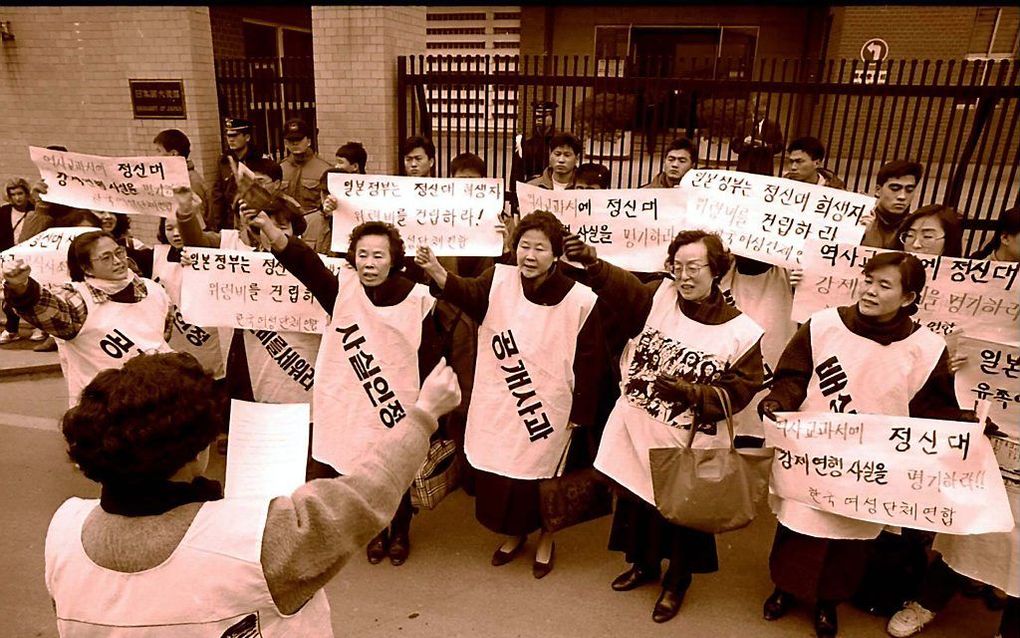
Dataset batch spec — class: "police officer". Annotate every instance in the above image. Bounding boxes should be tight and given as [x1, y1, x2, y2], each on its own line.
[210, 117, 267, 232]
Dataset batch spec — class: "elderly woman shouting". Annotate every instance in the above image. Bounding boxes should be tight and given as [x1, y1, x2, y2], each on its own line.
[2, 230, 172, 404]
[564, 230, 765, 624]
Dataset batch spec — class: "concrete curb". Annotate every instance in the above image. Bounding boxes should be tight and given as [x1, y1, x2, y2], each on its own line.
[0, 363, 63, 379]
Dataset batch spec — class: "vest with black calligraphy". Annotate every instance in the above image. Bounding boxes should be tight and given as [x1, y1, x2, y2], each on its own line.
[594, 280, 764, 504]
[771, 306, 946, 540]
[465, 264, 597, 480]
[151, 245, 227, 379]
[45, 497, 332, 637]
[58, 279, 173, 406]
[312, 274, 434, 473]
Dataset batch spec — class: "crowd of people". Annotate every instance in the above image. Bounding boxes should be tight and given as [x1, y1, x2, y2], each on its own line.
[1, 108, 1018, 638]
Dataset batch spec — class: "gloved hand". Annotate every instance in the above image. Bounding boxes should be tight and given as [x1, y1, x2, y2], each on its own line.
[563, 234, 598, 266]
[653, 373, 699, 408]
[758, 398, 783, 421]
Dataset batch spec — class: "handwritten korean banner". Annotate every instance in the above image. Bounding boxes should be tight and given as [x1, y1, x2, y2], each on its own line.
[0, 227, 94, 287]
[516, 182, 686, 271]
[954, 336, 1020, 431]
[29, 146, 189, 217]
[180, 248, 346, 334]
[793, 241, 1019, 342]
[329, 174, 505, 256]
[680, 169, 871, 267]
[764, 411, 1014, 535]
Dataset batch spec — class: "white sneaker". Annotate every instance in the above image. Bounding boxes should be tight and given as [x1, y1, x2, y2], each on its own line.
[0, 330, 19, 344]
[29, 328, 46, 341]
[887, 601, 936, 637]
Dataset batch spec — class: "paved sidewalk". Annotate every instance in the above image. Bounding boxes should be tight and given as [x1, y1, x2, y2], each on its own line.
[0, 326, 60, 378]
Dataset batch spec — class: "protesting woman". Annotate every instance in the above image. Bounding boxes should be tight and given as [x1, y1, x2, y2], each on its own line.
[415, 211, 605, 579]
[895, 204, 964, 258]
[758, 252, 961, 638]
[45, 351, 460, 636]
[247, 210, 441, 567]
[564, 230, 764, 624]
[2, 230, 172, 405]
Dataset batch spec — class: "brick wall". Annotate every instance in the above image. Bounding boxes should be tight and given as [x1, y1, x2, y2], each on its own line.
[312, 6, 427, 175]
[0, 6, 221, 244]
[826, 6, 977, 62]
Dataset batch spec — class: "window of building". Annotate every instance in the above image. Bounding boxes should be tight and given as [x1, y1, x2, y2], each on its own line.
[493, 12, 521, 21]
[967, 7, 1020, 58]
[427, 41, 487, 50]
[427, 27, 487, 36]
[493, 27, 521, 35]
[426, 12, 487, 22]
[493, 41, 520, 49]
[242, 20, 312, 59]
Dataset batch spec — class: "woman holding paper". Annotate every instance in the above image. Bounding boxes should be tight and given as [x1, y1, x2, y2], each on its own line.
[757, 251, 962, 638]
[45, 351, 461, 636]
[563, 229, 765, 624]
[415, 211, 606, 580]
[246, 210, 442, 567]
[1, 230, 173, 405]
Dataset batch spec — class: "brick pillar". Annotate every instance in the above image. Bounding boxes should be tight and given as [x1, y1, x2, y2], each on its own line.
[311, 6, 426, 175]
[0, 6, 220, 243]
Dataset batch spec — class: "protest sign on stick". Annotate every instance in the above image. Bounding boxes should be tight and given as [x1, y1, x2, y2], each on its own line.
[793, 240, 1019, 342]
[516, 182, 686, 272]
[180, 247, 346, 334]
[764, 411, 1014, 535]
[0, 227, 94, 287]
[329, 174, 504, 256]
[680, 169, 871, 267]
[954, 336, 1020, 432]
[225, 400, 310, 499]
[29, 146, 188, 217]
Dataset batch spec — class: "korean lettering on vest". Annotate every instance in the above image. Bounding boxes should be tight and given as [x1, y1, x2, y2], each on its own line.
[492, 329, 554, 442]
[99, 328, 148, 359]
[172, 308, 212, 347]
[815, 354, 857, 414]
[251, 330, 315, 391]
[334, 323, 406, 428]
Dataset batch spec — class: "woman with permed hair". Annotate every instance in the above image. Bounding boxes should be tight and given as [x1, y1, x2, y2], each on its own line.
[415, 210, 607, 579]
[563, 229, 765, 624]
[757, 251, 964, 638]
[244, 210, 442, 568]
[44, 351, 461, 635]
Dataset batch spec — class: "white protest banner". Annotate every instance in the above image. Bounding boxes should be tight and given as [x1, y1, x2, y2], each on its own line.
[225, 400, 310, 499]
[329, 173, 504, 256]
[793, 240, 1019, 342]
[680, 169, 871, 267]
[516, 182, 686, 271]
[764, 411, 1013, 535]
[29, 146, 188, 217]
[0, 227, 94, 287]
[954, 336, 1020, 431]
[179, 247, 346, 334]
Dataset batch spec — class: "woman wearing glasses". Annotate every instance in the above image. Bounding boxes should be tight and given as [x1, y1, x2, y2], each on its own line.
[564, 230, 765, 624]
[895, 204, 964, 258]
[1, 231, 172, 405]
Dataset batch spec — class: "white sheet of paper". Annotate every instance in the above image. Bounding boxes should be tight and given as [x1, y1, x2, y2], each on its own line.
[224, 400, 310, 500]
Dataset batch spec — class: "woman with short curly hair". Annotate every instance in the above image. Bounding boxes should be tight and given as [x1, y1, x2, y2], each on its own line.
[45, 351, 461, 636]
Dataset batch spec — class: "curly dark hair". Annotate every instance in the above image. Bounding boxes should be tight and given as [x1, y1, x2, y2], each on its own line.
[345, 221, 406, 273]
[513, 210, 566, 257]
[61, 353, 223, 485]
[666, 230, 733, 281]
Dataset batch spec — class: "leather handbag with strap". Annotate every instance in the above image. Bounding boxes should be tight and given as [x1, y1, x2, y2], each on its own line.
[538, 426, 614, 533]
[649, 385, 773, 533]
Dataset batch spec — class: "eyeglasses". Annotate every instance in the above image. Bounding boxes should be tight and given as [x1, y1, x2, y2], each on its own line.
[899, 230, 945, 245]
[93, 247, 128, 266]
[670, 261, 709, 277]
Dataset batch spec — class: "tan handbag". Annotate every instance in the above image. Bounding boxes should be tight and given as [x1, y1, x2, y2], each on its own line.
[649, 386, 773, 533]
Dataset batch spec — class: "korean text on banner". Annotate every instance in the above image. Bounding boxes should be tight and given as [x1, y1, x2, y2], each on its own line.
[179, 247, 346, 334]
[764, 411, 1014, 535]
[329, 174, 505, 256]
[680, 169, 871, 267]
[793, 240, 1019, 342]
[29, 146, 189, 217]
[225, 400, 310, 499]
[516, 182, 687, 272]
[0, 227, 94, 287]
[954, 336, 1020, 434]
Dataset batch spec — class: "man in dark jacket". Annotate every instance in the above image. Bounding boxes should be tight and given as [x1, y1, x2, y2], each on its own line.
[730, 103, 785, 176]
[1, 178, 35, 344]
[510, 101, 558, 187]
[783, 136, 845, 190]
[210, 118, 266, 232]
